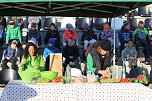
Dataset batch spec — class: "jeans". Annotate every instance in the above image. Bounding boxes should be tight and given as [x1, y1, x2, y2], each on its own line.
[128, 58, 137, 68]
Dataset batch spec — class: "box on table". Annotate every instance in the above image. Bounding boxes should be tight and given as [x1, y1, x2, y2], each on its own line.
[49, 53, 63, 76]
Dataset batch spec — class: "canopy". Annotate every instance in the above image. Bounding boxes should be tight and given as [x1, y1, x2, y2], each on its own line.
[0, 1, 150, 17]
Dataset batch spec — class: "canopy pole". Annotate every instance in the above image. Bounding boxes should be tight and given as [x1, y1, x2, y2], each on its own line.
[113, 14, 116, 66]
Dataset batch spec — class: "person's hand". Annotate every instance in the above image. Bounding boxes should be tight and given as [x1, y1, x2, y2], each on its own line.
[16, 47, 18, 51]
[6, 42, 9, 45]
[6, 57, 10, 60]
[98, 70, 110, 76]
[34, 65, 39, 69]
[21, 59, 26, 65]
[20, 42, 23, 45]
[69, 56, 73, 59]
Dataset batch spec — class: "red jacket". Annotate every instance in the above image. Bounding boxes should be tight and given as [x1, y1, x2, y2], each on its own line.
[64, 29, 77, 41]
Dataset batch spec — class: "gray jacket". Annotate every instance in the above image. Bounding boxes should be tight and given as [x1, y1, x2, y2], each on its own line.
[121, 46, 137, 61]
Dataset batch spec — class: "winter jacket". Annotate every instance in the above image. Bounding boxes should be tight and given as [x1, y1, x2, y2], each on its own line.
[62, 45, 79, 59]
[81, 30, 97, 42]
[87, 48, 112, 75]
[19, 54, 45, 77]
[28, 29, 40, 40]
[64, 29, 77, 41]
[6, 26, 22, 43]
[121, 46, 137, 61]
[133, 27, 148, 40]
[118, 29, 132, 41]
[43, 45, 60, 61]
[45, 30, 60, 45]
[99, 29, 113, 40]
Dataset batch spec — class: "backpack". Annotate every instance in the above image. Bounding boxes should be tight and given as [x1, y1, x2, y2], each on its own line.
[129, 67, 143, 78]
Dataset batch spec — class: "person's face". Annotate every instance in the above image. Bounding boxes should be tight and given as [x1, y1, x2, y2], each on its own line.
[138, 23, 144, 27]
[10, 25, 15, 28]
[97, 47, 107, 55]
[104, 27, 109, 32]
[83, 28, 88, 32]
[48, 43, 53, 47]
[128, 41, 133, 47]
[50, 25, 55, 30]
[31, 26, 36, 30]
[68, 39, 74, 47]
[124, 25, 130, 30]
[28, 46, 35, 57]
[11, 43, 17, 50]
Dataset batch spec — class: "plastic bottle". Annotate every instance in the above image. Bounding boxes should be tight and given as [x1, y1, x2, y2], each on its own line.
[122, 61, 126, 79]
[66, 64, 71, 83]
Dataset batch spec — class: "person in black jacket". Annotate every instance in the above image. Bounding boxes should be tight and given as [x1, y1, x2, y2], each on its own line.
[28, 23, 40, 46]
[63, 38, 80, 73]
[81, 23, 97, 61]
[45, 23, 60, 50]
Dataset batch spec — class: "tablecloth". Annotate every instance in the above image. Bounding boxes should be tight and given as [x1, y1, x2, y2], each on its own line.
[0, 80, 152, 101]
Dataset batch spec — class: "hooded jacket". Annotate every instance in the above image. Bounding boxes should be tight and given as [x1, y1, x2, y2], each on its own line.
[133, 27, 148, 40]
[99, 29, 113, 40]
[6, 26, 22, 43]
[62, 45, 79, 59]
[45, 29, 60, 45]
[43, 39, 60, 61]
[28, 29, 40, 40]
[121, 46, 137, 61]
[19, 54, 45, 77]
[118, 28, 132, 41]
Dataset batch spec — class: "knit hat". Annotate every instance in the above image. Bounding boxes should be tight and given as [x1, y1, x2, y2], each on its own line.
[29, 37, 36, 44]
[99, 39, 111, 51]
[66, 23, 73, 30]
[48, 38, 55, 45]
[9, 20, 15, 25]
[82, 23, 90, 30]
[123, 20, 130, 27]
[103, 23, 110, 30]
[11, 40, 18, 45]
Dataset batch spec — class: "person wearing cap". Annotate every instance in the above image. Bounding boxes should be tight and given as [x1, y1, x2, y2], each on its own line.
[64, 23, 77, 42]
[43, 38, 60, 70]
[86, 39, 112, 76]
[6, 19, 22, 45]
[133, 21, 149, 52]
[28, 22, 40, 46]
[99, 23, 114, 44]
[45, 23, 60, 50]
[118, 20, 133, 52]
[1, 40, 20, 70]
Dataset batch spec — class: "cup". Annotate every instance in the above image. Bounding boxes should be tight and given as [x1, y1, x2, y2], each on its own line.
[111, 66, 122, 80]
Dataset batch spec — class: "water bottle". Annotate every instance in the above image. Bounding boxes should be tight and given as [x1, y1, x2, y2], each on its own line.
[87, 71, 92, 76]
[122, 61, 126, 79]
[66, 64, 71, 83]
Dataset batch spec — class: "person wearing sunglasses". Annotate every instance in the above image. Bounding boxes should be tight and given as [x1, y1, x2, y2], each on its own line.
[86, 39, 112, 77]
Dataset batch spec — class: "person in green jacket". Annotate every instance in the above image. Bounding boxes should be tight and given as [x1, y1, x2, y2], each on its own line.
[6, 20, 22, 45]
[19, 42, 45, 77]
[133, 21, 149, 51]
[87, 39, 112, 77]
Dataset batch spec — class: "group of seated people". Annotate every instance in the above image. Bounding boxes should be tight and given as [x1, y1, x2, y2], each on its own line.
[1, 18, 152, 78]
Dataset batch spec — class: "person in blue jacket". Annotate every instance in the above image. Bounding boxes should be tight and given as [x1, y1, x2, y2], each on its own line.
[118, 20, 133, 53]
[43, 38, 60, 70]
